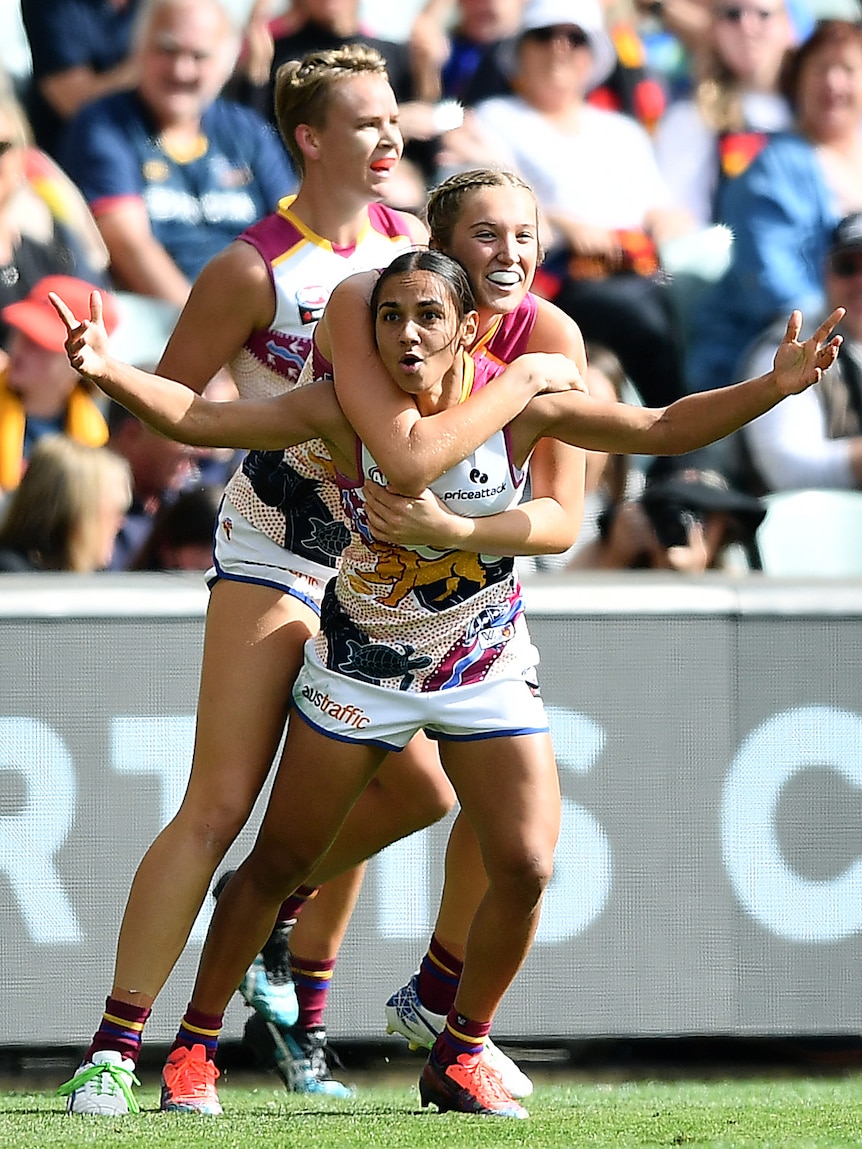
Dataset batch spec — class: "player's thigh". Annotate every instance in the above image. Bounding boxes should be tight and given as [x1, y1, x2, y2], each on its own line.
[440, 733, 561, 867]
[372, 731, 455, 825]
[257, 717, 387, 871]
[184, 578, 319, 812]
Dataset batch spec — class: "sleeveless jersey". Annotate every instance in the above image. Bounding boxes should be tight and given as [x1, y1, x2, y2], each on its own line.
[223, 196, 415, 580]
[311, 355, 537, 694]
[471, 291, 538, 367]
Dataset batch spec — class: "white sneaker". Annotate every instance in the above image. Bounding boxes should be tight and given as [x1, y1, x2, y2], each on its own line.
[58, 1050, 140, 1115]
[385, 974, 445, 1051]
[384, 974, 534, 1098]
[482, 1036, 534, 1099]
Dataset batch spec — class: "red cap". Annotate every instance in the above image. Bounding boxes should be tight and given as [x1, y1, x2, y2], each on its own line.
[2, 275, 119, 353]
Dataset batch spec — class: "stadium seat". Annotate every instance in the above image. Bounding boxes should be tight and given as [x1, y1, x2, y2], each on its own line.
[756, 489, 862, 575]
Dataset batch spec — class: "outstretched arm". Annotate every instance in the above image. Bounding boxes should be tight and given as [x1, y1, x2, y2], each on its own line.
[49, 290, 347, 452]
[322, 276, 584, 496]
[513, 310, 844, 460]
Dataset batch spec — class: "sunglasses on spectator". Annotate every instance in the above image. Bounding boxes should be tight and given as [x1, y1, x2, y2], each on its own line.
[525, 25, 589, 47]
[831, 255, 862, 277]
[717, 6, 779, 21]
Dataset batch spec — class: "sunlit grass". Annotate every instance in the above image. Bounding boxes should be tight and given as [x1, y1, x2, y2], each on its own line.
[4, 1071, 862, 1148]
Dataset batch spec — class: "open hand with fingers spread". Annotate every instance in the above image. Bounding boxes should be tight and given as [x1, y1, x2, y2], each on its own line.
[48, 290, 111, 383]
[772, 307, 844, 396]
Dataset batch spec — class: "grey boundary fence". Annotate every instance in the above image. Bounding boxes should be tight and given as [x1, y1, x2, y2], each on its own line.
[2, 572, 862, 1044]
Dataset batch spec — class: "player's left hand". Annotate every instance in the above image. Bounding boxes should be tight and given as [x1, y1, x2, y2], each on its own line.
[773, 307, 844, 396]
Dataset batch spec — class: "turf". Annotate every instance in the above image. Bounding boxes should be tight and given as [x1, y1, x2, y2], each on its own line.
[3, 1075, 862, 1148]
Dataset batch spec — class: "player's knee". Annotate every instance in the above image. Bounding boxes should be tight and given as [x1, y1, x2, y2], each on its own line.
[248, 833, 322, 897]
[170, 798, 253, 860]
[488, 844, 554, 906]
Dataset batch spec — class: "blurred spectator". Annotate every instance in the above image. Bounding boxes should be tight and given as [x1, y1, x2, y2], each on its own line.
[0, 90, 109, 365]
[0, 274, 117, 492]
[654, 0, 802, 228]
[21, 0, 142, 161]
[736, 213, 862, 492]
[60, 0, 295, 308]
[568, 455, 765, 570]
[233, 0, 444, 186]
[0, 5, 32, 103]
[593, 3, 670, 132]
[412, 0, 668, 129]
[685, 20, 862, 394]
[238, 0, 419, 107]
[443, 0, 694, 407]
[628, 0, 700, 102]
[409, 0, 527, 103]
[105, 399, 197, 569]
[0, 433, 131, 571]
[128, 481, 221, 570]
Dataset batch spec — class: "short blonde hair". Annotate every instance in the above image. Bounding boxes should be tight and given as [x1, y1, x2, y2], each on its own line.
[274, 43, 389, 172]
[0, 437, 132, 572]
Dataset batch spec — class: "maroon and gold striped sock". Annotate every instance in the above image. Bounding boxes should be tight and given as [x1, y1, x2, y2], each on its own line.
[86, 997, 151, 1065]
[433, 1009, 491, 1067]
[416, 935, 463, 1016]
[290, 952, 335, 1030]
[170, 1005, 222, 1060]
[276, 885, 318, 926]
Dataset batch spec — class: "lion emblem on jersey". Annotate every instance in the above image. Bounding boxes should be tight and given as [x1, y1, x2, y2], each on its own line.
[349, 543, 511, 610]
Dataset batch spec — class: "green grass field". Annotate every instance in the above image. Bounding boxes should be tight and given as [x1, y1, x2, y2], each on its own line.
[4, 1072, 862, 1148]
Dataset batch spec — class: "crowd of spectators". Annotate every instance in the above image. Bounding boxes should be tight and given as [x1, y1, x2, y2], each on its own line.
[2, 0, 862, 575]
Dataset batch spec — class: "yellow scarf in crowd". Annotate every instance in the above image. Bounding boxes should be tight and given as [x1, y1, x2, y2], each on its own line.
[0, 378, 108, 491]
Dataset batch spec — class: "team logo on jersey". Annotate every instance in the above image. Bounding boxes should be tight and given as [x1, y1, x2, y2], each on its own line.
[296, 285, 329, 325]
[466, 600, 518, 649]
[221, 516, 233, 541]
[469, 467, 489, 484]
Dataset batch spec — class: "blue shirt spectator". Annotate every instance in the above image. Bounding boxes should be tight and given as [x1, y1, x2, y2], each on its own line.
[61, 91, 294, 286]
[57, 0, 296, 309]
[685, 132, 837, 394]
[685, 22, 862, 394]
[21, 0, 142, 160]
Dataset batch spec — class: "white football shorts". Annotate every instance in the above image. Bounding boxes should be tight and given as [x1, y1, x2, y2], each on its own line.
[291, 642, 549, 751]
[208, 495, 330, 613]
